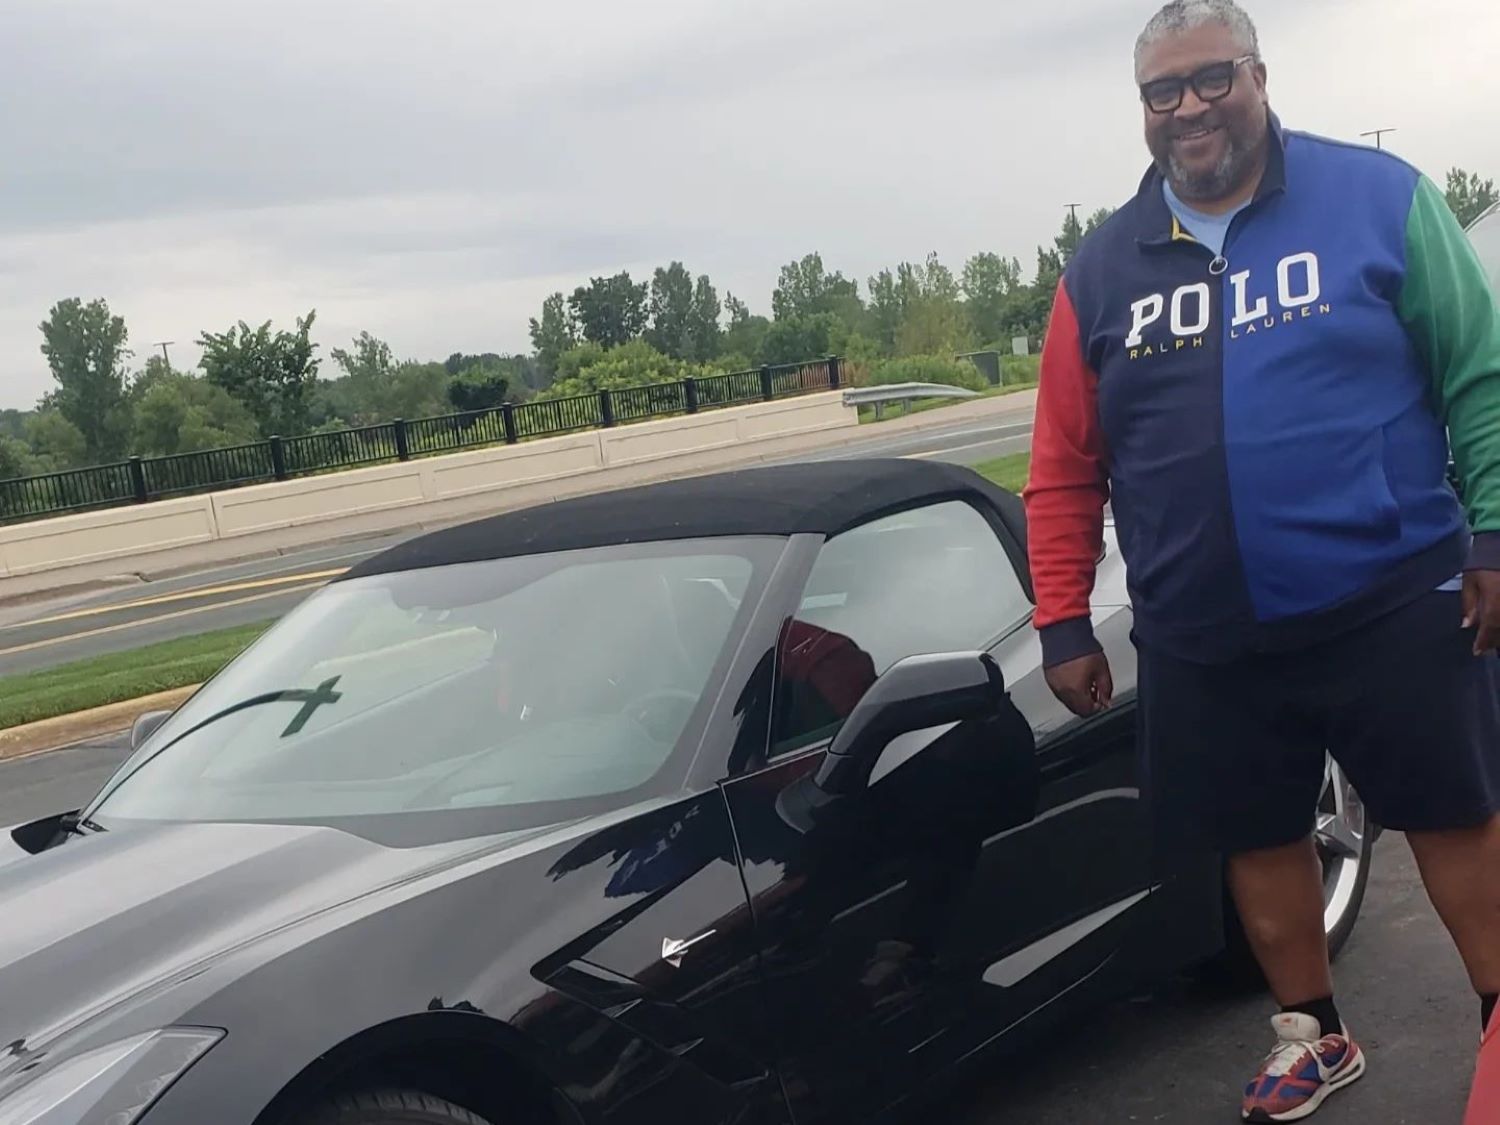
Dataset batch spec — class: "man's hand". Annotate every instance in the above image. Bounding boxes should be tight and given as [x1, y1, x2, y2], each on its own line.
[1044, 652, 1114, 717]
[1463, 570, 1500, 655]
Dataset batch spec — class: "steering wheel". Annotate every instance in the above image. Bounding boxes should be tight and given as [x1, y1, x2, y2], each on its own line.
[623, 688, 701, 743]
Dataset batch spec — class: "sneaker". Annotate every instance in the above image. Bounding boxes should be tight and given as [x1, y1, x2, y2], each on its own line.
[1241, 1012, 1366, 1122]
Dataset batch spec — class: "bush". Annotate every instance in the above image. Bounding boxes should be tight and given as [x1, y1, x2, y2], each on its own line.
[1000, 354, 1040, 386]
[868, 355, 987, 393]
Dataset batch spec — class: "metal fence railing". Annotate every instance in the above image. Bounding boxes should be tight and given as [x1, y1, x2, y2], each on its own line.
[0, 355, 842, 525]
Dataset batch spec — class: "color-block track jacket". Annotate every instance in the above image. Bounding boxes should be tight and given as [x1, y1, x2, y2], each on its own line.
[1024, 113, 1500, 667]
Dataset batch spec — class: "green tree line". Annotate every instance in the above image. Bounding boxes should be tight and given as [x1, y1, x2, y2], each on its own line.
[3, 164, 1491, 481]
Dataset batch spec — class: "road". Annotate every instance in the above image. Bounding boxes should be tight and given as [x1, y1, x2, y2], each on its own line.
[0, 411, 1034, 678]
[0, 736, 1477, 1123]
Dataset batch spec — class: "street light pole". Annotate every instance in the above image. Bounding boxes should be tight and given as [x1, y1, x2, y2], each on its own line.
[1360, 128, 1396, 150]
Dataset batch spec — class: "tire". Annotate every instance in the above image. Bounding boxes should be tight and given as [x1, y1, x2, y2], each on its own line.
[298, 1090, 494, 1125]
[1211, 756, 1375, 987]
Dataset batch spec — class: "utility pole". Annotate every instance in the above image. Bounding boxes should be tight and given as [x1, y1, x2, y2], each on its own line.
[154, 340, 174, 371]
[1065, 203, 1082, 226]
[1360, 128, 1396, 150]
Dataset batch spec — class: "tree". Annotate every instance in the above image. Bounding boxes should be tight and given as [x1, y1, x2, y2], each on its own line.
[687, 275, 722, 362]
[867, 270, 904, 356]
[1085, 207, 1115, 236]
[132, 374, 261, 457]
[771, 253, 864, 335]
[38, 297, 132, 461]
[1446, 168, 1499, 228]
[448, 365, 511, 413]
[198, 310, 321, 437]
[334, 333, 397, 385]
[0, 437, 34, 481]
[962, 252, 1026, 346]
[646, 262, 696, 359]
[722, 294, 770, 364]
[528, 293, 578, 381]
[893, 253, 972, 357]
[1055, 209, 1085, 266]
[568, 272, 648, 348]
[539, 339, 687, 399]
[759, 312, 845, 366]
[24, 410, 89, 471]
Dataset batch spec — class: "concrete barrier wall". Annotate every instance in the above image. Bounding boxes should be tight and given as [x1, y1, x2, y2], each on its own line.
[0, 392, 855, 580]
[0, 496, 220, 577]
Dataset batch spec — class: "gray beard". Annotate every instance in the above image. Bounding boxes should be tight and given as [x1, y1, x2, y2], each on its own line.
[1165, 136, 1250, 204]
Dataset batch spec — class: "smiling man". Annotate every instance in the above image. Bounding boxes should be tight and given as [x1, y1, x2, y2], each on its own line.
[1024, 0, 1500, 1120]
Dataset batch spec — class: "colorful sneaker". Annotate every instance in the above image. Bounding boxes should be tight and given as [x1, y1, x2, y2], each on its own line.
[1241, 1012, 1366, 1122]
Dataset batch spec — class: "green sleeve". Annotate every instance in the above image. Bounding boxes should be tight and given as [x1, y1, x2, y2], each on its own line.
[1399, 174, 1500, 555]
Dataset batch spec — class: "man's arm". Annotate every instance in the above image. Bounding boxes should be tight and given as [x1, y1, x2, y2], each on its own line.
[1022, 279, 1111, 668]
[1399, 174, 1500, 564]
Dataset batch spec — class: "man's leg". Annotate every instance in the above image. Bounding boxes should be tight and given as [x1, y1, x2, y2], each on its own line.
[1325, 593, 1500, 1031]
[1407, 817, 1500, 1009]
[1136, 645, 1361, 1121]
[1227, 835, 1335, 1010]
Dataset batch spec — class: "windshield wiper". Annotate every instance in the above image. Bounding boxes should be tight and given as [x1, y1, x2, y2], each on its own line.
[87, 676, 344, 811]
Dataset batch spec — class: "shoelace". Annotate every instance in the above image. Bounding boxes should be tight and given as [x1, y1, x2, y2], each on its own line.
[1262, 1037, 1321, 1078]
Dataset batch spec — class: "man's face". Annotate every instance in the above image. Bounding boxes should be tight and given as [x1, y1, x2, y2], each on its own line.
[1137, 22, 1269, 204]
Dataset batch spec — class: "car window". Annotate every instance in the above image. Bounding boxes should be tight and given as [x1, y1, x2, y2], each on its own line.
[770, 499, 1030, 756]
[88, 537, 781, 839]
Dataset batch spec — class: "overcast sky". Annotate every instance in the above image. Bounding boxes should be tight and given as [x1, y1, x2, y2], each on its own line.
[2, 0, 1497, 408]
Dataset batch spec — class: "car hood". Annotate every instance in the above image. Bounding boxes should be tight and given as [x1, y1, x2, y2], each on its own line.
[0, 818, 531, 1056]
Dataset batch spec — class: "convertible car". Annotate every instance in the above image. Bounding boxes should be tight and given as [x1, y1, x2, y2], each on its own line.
[0, 459, 1372, 1125]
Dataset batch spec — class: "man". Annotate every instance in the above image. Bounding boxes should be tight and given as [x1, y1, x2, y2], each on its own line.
[1023, 1, 1500, 1120]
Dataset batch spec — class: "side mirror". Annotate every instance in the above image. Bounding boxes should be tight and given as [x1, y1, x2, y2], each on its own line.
[130, 709, 174, 751]
[814, 651, 1006, 796]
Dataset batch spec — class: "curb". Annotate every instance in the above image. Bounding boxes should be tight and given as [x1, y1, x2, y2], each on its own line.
[0, 685, 201, 764]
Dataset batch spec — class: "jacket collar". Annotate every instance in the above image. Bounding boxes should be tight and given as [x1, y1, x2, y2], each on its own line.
[1134, 110, 1288, 246]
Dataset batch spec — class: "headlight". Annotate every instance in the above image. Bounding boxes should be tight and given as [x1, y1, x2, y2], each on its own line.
[0, 1028, 223, 1125]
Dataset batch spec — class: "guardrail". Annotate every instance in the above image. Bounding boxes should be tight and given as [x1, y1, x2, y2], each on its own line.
[842, 382, 979, 420]
[0, 356, 842, 526]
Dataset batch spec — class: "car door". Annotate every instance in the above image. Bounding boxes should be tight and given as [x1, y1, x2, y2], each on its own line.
[718, 496, 1154, 1123]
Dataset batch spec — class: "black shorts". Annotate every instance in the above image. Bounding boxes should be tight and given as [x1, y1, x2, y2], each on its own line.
[1136, 590, 1500, 855]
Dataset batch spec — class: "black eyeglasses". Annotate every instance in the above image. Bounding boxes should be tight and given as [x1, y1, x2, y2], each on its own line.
[1139, 55, 1257, 114]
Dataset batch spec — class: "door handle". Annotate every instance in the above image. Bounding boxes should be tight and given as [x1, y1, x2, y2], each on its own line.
[661, 929, 716, 968]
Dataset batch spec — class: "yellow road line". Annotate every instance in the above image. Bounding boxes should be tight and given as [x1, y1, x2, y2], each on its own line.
[7, 568, 348, 631]
[0, 582, 327, 661]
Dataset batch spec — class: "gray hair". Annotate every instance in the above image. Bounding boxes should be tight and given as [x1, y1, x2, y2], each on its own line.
[1134, 0, 1261, 79]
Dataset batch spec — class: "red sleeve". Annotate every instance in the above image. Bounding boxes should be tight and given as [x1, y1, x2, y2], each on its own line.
[1022, 281, 1109, 667]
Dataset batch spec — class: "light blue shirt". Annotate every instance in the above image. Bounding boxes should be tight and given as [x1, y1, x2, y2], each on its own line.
[1162, 180, 1247, 257]
[1161, 181, 1463, 593]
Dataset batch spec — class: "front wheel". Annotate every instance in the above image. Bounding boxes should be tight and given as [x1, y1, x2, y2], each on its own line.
[1212, 756, 1374, 985]
[300, 1090, 494, 1125]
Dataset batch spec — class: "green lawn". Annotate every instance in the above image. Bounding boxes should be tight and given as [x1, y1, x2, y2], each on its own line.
[0, 621, 272, 730]
[973, 453, 1031, 494]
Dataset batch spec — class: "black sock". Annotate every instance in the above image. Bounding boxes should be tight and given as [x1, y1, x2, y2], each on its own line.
[1283, 996, 1342, 1039]
[1482, 993, 1498, 1031]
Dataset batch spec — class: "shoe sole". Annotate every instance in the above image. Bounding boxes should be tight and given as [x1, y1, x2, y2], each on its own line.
[1243, 1049, 1367, 1123]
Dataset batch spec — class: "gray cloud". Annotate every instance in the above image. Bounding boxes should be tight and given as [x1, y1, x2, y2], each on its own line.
[2, 0, 1497, 406]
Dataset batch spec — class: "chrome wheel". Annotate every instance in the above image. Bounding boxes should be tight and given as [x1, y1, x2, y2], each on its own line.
[1317, 756, 1370, 941]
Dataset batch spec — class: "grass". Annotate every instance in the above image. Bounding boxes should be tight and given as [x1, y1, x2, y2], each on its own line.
[857, 380, 1038, 424]
[0, 621, 272, 730]
[973, 452, 1031, 494]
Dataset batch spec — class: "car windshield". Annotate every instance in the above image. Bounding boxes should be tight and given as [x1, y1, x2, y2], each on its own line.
[86, 537, 781, 840]
[1471, 205, 1500, 290]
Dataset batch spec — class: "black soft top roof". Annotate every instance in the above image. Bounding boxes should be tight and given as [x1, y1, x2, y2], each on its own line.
[340, 457, 1030, 591]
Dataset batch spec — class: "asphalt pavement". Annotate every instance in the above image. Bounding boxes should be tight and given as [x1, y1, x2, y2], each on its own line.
[0, 737, 1478, 1123]
[0, 410, 1034, 678]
